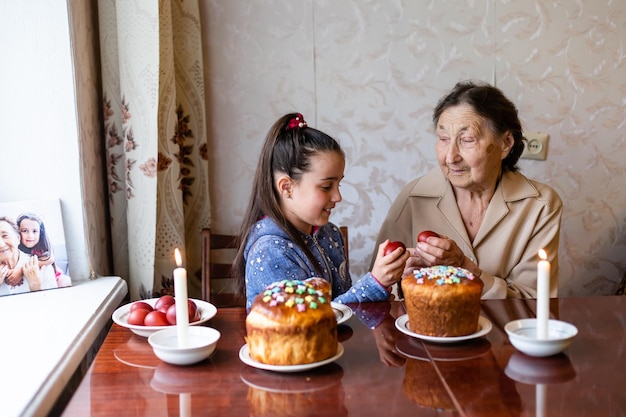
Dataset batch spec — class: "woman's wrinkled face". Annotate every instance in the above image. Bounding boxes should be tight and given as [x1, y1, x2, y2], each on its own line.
[435, 104, 512, 192]
[0, 221, 19, 263]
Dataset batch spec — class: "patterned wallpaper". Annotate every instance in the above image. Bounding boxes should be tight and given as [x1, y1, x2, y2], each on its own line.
[200, 0, 626, 297]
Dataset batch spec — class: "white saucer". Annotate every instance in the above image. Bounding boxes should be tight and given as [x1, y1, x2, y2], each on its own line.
[331, 302, 353, 325]
[239, 344, 344, 373]
[240, 366, 343, 394]
[395, 336, 491, 361]
[112, 298, 217, 338]
[395, 314, 492, 344]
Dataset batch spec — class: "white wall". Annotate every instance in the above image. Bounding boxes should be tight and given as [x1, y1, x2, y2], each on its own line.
[0, 0, 90, 280]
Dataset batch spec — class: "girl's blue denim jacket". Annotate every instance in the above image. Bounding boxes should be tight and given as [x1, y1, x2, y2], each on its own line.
[243, 217, 389, 309]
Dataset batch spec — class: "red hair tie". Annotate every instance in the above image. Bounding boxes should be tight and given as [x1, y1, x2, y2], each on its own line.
[286, 113, 307, 130]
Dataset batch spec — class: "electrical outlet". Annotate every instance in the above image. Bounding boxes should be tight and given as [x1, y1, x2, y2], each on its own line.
[521, 132, 549, 160]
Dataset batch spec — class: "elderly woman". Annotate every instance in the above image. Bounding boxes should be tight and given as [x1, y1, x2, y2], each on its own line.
[373, 81, 562, 299]
[0, 216, 58, 296]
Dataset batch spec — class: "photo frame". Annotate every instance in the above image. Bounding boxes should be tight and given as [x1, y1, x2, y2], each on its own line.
[0, 199, 71, 297]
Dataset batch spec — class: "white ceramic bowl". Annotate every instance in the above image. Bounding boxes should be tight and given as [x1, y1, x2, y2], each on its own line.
[151, 362, 211, 394]
[148, 326, 220, 366]
[112, 298, 217, 337]
[505, 318, 577, 357]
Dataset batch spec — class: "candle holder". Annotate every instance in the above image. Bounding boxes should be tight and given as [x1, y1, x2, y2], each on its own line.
[504, 350, 577, 417]
[148, 326, 220, 366]
[112, 298, 217, 338]
[505, 318, 577, 357]
[151, 362, 214, 417]
[505, 351, 576, 385]
[151, 361, 219, 394]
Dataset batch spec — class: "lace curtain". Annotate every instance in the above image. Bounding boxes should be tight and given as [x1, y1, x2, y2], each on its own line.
[88, 0, 211, 300]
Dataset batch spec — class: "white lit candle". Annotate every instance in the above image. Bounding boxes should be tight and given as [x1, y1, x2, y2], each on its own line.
[174, 248, 189, 348]
[537, 249, 550, 340]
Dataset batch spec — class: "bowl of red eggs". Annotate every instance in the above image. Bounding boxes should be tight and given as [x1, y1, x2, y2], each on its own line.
[112, 295, 217, 337]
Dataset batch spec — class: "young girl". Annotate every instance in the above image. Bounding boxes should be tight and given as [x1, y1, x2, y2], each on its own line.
[0, 216, 58, 295]
[233, 113, 409, 308]
[17, 213, 72, 288]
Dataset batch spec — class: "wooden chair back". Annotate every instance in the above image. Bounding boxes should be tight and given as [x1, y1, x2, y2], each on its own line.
[201, 228, 244, 307]
[339, 226, 349, 264]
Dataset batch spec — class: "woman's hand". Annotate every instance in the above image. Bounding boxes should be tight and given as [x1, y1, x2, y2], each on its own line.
[416, 234, 462, 264]
[22, 255, 42, 291]
[371, 240, 411, 288]
[403, 246, 429, 276]
[414, 235, 482, 277]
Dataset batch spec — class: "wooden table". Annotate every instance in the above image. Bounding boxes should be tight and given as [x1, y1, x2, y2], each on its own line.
[61, 296, 625, 416]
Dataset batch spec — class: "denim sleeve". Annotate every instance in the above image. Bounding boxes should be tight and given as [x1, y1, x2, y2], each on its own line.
[245, 236, 312, 308]
[333, 272, 390, 304]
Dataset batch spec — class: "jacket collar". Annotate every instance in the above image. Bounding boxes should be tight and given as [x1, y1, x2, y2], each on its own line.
[408, 168, 540, 247]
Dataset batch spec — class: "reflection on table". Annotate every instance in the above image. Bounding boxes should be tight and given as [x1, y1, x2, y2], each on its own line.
[62, 296, 625, 416]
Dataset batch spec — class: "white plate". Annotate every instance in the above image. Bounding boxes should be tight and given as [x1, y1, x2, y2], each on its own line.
[112, 298, 217, 337]
[395, 336, 492, 361]
[240, 367, 343, 394]
[331, 302, 353, 325]
[395, 314, 492, 344]
[239, 344, 344, 373]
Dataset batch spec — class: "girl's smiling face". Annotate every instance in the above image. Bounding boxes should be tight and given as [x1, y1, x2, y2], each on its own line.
[18, 218, 41, 249]
[278, 150, 345, 234]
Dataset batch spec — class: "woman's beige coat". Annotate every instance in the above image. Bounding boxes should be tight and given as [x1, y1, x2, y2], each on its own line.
[373, 168, 562, 298]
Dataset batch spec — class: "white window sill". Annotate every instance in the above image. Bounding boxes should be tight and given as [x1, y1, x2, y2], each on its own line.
[0, 276, 128, 417]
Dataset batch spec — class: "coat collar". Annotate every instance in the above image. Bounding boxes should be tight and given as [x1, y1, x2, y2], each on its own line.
[408, 168, 540, 247]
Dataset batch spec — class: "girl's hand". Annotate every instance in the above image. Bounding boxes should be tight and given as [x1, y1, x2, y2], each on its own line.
[3, 265, 24, 286]
[371, 240, 410, 288]
[372, 313, 406, 367]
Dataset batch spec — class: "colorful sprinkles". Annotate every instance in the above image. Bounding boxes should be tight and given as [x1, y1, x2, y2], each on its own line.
[261, 279, 329, 312]
[413, 266, 475, 285]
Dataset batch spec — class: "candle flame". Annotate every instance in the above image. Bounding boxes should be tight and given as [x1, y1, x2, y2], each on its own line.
[538, 249, 547, 260]
[174, 248, 182, 267]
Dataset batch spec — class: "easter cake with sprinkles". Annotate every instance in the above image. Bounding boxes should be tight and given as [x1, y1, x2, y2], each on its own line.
[245, 277, 338, 365]
[401, 266, 483, 337]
